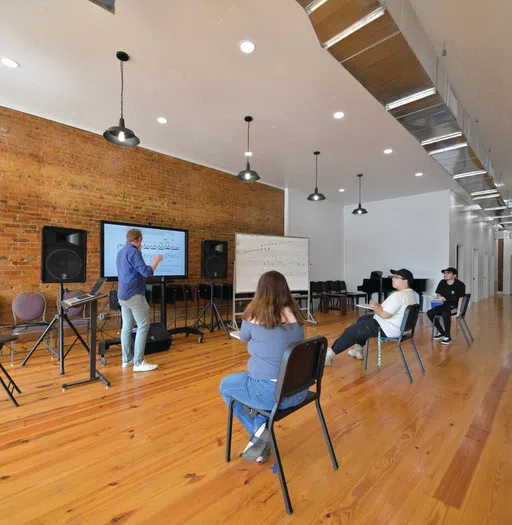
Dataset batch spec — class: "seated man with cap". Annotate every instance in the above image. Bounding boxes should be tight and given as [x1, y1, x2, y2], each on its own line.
[427, 267, 466, 345]
[325, 269, 418, 366]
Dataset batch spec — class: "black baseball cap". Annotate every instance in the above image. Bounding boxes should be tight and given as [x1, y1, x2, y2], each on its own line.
[390, 268, 414, 284]
[441, 267, 458, 274]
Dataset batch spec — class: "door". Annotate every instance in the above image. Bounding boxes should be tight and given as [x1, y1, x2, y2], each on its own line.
[483, 252, 489, 298]
[472, 248, 479, 300]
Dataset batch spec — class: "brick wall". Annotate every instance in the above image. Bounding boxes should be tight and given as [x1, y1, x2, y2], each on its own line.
[0, 106, 284, 324]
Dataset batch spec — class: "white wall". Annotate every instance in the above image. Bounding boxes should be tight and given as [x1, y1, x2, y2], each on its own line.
[285, 188, 343, 281]
[449, 193, 497, 301]
[343, 190, 450, 300]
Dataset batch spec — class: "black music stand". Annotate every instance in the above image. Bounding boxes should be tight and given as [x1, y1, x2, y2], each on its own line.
[192, 280, 230, 339]
[21, 282, 88, 374]
[165, 281, 204, 343]
[62, 294, 110, 390]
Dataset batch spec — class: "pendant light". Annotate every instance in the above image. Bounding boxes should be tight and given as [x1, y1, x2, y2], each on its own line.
[352, 173, 368, 214]
[103, 51, 140, 147]
[237, 116, 260, 182]
[307, 151, 326, 201]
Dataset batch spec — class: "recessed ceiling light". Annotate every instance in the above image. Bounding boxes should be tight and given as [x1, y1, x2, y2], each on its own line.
[384, 148, 393, 155]
[415, 172, 423, 177]
[245, 151, 253, 157]
[1, 57, 20, 68]
[338, 188, 345, 192]
[157, 117, 167, 124]
[240, 41, 256, 54]
[333, 111, 345, 119]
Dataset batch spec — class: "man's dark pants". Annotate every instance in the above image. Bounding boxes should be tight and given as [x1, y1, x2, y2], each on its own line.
[332, 314, 383, 355]
[427, 304, 457, 337]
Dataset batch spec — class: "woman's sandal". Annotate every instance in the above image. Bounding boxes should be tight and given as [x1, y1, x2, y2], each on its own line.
[242, 428, 270, 461]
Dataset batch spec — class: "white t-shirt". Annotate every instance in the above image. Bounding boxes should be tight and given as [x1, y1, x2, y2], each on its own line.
[374, 288, 418, 338]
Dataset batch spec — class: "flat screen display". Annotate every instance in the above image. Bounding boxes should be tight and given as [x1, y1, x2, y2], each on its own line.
[100, 221, 188, 280]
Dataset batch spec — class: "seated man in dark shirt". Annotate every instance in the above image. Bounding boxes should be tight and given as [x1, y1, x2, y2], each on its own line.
[427, 267, 466, 345]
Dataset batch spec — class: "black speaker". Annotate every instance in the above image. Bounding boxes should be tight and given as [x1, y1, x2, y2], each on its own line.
[41, 226, 87, 283]
[201, 240, 228, 279]
[131, 322, 171, 354]
[109, 290, 120, 311]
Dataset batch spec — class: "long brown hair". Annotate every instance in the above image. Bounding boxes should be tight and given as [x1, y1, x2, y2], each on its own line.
[243, 271, 304, 328]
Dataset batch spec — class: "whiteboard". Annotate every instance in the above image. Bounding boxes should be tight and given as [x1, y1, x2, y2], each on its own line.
[234, 234, 309, 293]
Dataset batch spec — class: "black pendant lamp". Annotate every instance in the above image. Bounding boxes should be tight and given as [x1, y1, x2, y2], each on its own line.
[307, 151, 326, 201]
[237, 116, 260, 182]
[103, 51, 140, 147]
[352, 173, 368, 214]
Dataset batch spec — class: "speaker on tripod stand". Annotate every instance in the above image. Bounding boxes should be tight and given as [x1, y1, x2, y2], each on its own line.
[193, 240, 230, 338]
[22, 226, 89, 374]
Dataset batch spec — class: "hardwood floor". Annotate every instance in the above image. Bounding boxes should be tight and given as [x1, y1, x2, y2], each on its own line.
[0, 296, 511, 524]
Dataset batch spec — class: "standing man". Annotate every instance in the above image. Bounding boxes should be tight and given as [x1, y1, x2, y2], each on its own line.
[116, 228, 163, 371]
[325, 269, 418, 366]
[427, 267, 466, 345]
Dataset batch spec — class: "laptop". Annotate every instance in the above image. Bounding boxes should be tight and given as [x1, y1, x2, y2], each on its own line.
[62, 278, 107, 307]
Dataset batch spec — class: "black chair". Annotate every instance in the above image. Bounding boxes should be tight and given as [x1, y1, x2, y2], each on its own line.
[364, 304, 424, 383]
[431, 293, 473, 346]
[338, 280, 367, 307]
[225, 336, 338, 514]
[310, 281, 324, 312]
[0, 335, 22, 407]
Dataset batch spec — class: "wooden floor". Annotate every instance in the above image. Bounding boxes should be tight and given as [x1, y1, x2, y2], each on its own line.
[1, 296, 511, 524]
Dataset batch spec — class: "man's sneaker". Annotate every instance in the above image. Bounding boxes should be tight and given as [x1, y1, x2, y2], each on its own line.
[440, 337, 452, 345]
[122, 359, 133, 368]
[325, 347, 336, 367]
[348, 344, 364, 360]
[432, 334, 445, 341]
[133, 360, 159, 372]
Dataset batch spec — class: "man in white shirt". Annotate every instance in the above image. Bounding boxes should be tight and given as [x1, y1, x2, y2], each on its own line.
[325, 269, 418, 366]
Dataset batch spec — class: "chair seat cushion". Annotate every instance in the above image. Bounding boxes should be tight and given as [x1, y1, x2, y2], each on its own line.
[0, 334, 18, 345]
[13, 323, 50, 335]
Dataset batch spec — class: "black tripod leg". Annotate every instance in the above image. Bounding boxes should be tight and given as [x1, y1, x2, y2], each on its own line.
[213, 302, 231, 339]
[21, 317, 57, 367]
[192, 303, 212, 331]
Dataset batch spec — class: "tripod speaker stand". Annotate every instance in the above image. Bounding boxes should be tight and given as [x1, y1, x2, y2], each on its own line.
[192, 281, 230, 339]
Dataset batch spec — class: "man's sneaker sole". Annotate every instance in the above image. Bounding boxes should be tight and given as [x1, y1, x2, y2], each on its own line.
[432, 335, 444, 340]
[133, 364, 159, 372]
[440, 339, 452, 345]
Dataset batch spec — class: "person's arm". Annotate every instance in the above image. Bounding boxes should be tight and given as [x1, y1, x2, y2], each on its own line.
[150, 254, 163, 273]
[239, 319, 252, 342]
[131, 249, 160, 278]
[435, 281, 446, 301]
[370, 300, 393, 319]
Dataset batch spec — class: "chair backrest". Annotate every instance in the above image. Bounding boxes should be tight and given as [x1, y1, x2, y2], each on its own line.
[338, 280, 347, 292]
[12, 292, 47, 324]
[458, 293, 471, 319]
[273, 336, 328, 404]
[399, 304, 420, 335]
[321, 281, 330, 293]
[60, 290, 85, 319]
[370, 270, 383, 280]
[310, 281, 322, 294]
[328, 280, 340, 292]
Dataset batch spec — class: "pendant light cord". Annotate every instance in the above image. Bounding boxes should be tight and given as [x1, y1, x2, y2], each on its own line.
[247, 120, 250, 153]
[358, 174, 362, 205]
[315, 155, 318, 187]
[120, 60, 124, 119]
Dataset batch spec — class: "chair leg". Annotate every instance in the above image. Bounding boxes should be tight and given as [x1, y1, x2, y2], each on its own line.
[458, 319, 471, 346]
[268, 421, 293, 515]
[10, 341, 15, 367]
[315, 399, 339, 469]
[0, 364, 21, 407]
[462, 319, 474, 343]
[411, 338, 425, 373]
[225, 398, 235, 462]
[397, 342, 413, 383]
[364, 340, 369, 370]
[431, 317, 435, 340]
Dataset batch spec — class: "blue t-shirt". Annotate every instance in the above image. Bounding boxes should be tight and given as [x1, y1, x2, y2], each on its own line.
[239, 320, 304, 380]
[116, 243, 153, 300]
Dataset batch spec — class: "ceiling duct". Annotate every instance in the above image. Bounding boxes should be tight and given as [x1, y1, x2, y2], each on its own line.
[88, 0, 115, 14]
[298, 0, 509, 229]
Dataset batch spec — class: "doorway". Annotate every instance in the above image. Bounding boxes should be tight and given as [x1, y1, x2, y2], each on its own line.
[472, 248, 479, 300]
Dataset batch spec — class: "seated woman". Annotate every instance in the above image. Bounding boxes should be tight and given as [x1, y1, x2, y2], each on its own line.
[220, 271, 307, 464]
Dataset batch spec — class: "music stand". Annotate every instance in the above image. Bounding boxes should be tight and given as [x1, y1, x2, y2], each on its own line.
[61, 293, 110, 390]
[192, 281, 230, 339]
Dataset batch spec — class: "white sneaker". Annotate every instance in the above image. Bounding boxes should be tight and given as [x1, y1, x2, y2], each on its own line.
[325, 347, 336, 367]
[122, 359, 133, 368]
[348, 344, 364, 360]
[133, 360, 159, 372]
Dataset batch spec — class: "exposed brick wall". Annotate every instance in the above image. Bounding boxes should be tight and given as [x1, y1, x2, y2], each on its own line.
[0, 106, 284, 324]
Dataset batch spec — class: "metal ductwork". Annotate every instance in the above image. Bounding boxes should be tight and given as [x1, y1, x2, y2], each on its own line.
[298, 0, 510, 230]
[88, 0, 115, 14]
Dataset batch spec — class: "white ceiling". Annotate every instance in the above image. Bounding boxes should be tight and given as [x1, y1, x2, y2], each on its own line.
[0, 0, 451, 204]
[409, 0, 512, 194]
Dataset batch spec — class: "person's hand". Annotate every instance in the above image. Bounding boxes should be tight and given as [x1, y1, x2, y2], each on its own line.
[451, 314, 459, 321]
[369, 299, 379, 308]
[438, 295, 446, 302]
[153, 254, 163, 264]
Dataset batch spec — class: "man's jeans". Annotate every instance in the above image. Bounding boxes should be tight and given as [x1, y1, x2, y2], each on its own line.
[332, 314, 383, 355]
[118, 294, 150, 366]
